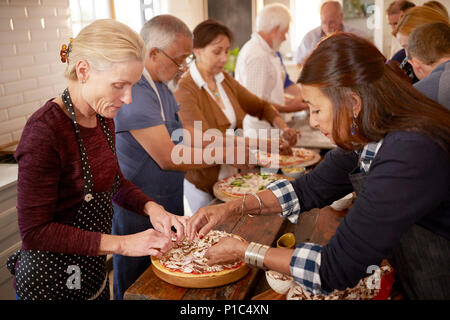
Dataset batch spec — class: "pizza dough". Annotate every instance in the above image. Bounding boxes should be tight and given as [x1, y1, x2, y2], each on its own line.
[286, 265, 393, 300]
[213, 171, 293, 202]
[151, 230, 249, 288]
[258, 147, 320, 168]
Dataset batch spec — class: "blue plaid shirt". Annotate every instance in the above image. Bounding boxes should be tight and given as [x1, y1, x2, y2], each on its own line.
[356, 140, 384, 173]
[265, 140, 384, 295]
[266, 179, 330, 295]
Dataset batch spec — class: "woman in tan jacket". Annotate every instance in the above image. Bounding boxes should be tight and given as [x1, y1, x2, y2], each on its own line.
[174, 19, 298, 213]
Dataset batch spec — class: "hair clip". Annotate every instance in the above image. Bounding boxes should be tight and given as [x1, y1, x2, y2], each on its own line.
[60, 38, 73, 63]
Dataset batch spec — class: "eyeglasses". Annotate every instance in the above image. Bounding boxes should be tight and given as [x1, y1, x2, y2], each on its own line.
[156, 48, 194, 72]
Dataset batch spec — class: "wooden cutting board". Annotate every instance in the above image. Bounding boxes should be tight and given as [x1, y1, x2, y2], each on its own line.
[252, 288, 286, 300]
[151, 261, 250, 289]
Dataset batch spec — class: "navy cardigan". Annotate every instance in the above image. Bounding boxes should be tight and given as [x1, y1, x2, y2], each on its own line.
[291, 131, 449, 290]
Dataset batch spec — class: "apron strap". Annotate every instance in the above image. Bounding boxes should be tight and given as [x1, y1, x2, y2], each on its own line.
[62, 88, 94, 195]
[142, 69, 166, 122]
[97, 114, 116, 155]
[61, 88, 118, 196]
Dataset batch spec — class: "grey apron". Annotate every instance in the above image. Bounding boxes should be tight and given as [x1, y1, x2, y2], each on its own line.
[7, 88, 119, 300]
[349, 156, 450, 300]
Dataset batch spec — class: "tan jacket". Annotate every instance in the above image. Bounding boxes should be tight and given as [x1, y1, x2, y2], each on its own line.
[174, 71, 280, 195]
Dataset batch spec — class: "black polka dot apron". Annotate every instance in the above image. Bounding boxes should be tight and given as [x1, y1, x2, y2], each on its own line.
[7, 88, 119, 300]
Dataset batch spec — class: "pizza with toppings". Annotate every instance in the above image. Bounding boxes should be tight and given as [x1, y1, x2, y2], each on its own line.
[151, 230, 249, 288]
[286, 265, 394, 300]
[213, 171, 293, 201]
[258, 147, 319, 167]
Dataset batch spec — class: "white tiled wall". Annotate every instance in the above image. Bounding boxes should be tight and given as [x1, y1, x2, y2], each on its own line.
[0, 0, 71, 148]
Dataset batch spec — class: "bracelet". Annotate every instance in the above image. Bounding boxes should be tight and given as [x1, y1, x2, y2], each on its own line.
[247, 192, 262, 216]
[257, 245, 270, 269]
[240, 192, 247, 221]
[244, 242, 256, 265]
[244, 242, 270, 270]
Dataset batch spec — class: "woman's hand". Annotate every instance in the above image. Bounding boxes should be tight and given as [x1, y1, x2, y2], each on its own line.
[186, 201, 240, 242]
[279, 139, 293, 155]
[282, 128, 300, 147]
[144, 201, 188, 243]
[205, 237, 248, 265]
[100, 229, 173, 258]
[118, 229, 173, 258]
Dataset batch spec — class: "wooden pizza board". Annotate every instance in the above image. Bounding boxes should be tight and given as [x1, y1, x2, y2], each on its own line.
[213, 173, 295, 203]
[151, 256, 250, 289]
[252, 288, 286, 300]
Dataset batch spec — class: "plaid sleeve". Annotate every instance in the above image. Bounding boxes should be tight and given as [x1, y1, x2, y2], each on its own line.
[265, 179, 301, 223]
[290, 243, 331, 295]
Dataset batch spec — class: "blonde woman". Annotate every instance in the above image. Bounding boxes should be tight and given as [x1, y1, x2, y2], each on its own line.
[424, 1, 449, 20]
[394, 5, 448, 50]
[392, 5, 449, 82]
[6, 19, 187, 300]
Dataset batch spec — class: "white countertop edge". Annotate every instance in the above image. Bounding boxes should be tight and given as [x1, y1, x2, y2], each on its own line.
[0, 164, 18, 191]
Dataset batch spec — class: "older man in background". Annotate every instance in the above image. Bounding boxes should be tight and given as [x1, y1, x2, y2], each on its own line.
[295, 1, 367, 68]
[235, 3, 306, 136]
[408, 22, 450, 109]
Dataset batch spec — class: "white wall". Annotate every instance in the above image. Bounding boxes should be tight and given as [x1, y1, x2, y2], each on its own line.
[1, 0, 449, 147]
[166, 0, 206, 31]
[0, 0, 71, 149]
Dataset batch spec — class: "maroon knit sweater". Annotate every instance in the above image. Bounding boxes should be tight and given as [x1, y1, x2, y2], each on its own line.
[15, 100, 152, 256]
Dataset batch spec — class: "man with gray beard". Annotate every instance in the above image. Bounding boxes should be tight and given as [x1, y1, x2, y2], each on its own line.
[235, 3, 307, 137]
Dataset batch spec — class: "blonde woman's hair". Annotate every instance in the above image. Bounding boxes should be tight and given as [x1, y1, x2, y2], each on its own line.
[424, 1, 449, 20]
[64, 19, 146, 80]
[393, 5, 449, 36]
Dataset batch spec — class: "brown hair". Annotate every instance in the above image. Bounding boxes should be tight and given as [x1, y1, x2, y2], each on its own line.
[193, 19, 234, 49]
[386, 0, 415, 15]
[297, 32, 450, 155]
[424, 1, 449, 20]
[393, 5, 449, 36]
[408, 22, 450, 64]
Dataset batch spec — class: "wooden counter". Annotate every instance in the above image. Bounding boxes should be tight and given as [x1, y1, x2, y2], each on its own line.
[124, 209, 288, 300]
[123, 201, 353, 301]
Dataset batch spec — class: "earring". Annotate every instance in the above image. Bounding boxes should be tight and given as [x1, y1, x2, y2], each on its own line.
[350, 117, 358, 135]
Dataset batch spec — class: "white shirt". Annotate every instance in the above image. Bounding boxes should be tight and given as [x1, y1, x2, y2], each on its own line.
[295, 24, 368, 65]
[235, 32, 285, 134]
[189, 61, 238, 180]
[189, 61, 236, 129]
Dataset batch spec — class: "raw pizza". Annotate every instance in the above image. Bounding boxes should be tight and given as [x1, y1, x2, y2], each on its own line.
[258, 147, 316, 167]
[215, 171, 291, 199]
[151, 230, 249, 288]
[286, 265, 394, 300]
